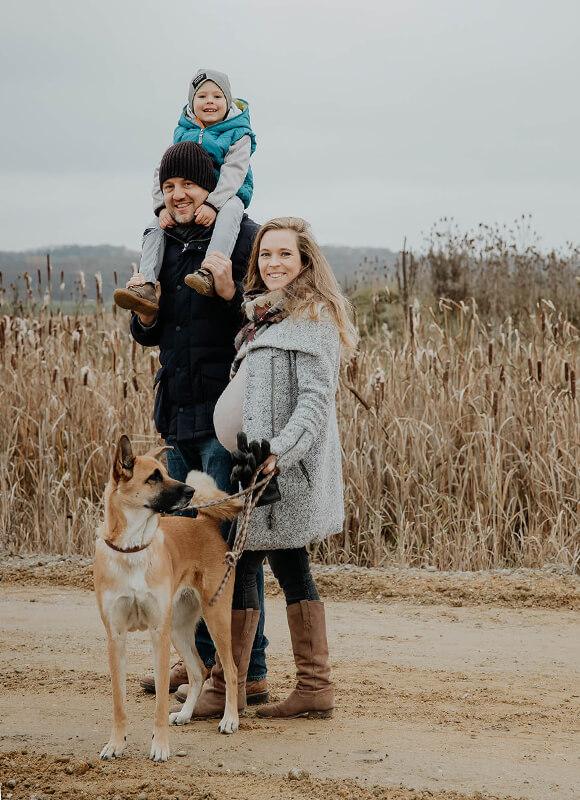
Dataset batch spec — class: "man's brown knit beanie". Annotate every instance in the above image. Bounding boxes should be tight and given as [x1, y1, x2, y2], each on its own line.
[158, 141, 217, 192]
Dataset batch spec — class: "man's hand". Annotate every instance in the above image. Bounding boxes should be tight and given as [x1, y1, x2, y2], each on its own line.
[159, 208, 175, 230]
[202, 251, 236, 301]
[195, 203, 217, 227]
[136, 281, 161, 327]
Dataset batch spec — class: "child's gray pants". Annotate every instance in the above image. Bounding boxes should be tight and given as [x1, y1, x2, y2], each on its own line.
[138, 196, 245, 282]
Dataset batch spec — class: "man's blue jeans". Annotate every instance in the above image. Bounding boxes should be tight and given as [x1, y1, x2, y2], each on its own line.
[165, 436, 268, 681]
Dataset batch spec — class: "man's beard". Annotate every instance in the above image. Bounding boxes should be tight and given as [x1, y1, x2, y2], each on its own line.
[170, 208, 196, 226]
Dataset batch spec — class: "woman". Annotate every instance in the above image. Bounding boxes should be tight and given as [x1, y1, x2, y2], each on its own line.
[192, 216, 357, 720]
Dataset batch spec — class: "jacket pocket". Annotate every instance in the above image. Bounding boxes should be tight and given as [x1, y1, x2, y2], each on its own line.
[153, 365, 165, 389]
[298, 459, 312, 487]
[153, 366, 169, 431]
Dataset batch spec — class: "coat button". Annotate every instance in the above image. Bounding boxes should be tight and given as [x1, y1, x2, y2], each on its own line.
[178, 406, 184, 412]
[177, 285, 182, 291]
[176, 325, 181, 331]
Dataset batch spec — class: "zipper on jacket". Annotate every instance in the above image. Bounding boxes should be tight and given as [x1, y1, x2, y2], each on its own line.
[267, 354, 276, 531]
[164, 229, 209, 254]
[298, 459, 312, 487]
[271, 356, 277, 435]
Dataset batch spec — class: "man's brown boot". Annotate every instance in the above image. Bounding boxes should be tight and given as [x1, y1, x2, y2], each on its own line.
[174, 677, 268, 705]
[169, 609, 260, 718]
[184, 268, 215, 297]
[256, 600, 334, 719]
[244, 678, 269, 705]
[114, 282, 159, 314]
[139, 659, 190, 694]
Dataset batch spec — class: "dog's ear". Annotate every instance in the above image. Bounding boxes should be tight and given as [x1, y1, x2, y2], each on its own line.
[145, 444, 173, 462]
[112, 435, 135, 482]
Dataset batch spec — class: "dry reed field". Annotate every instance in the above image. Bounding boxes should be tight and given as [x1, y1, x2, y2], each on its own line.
[1, 289, 579, 573]
[329, 298, 580, 572]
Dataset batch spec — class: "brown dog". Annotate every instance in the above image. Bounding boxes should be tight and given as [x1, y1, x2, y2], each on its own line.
[94, 435, 242, 761]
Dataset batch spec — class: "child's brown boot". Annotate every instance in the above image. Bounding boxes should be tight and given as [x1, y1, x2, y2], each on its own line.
[113, 282, 159, 314]
[184, 268, 215, 297]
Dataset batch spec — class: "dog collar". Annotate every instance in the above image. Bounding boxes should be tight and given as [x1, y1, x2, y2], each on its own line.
[103, 539, 151, 554]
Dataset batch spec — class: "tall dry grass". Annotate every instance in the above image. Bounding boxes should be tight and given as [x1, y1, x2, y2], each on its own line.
[1, 297, 579, 572]
[312, 298, 580, 571]
[0, 309, 158, 555]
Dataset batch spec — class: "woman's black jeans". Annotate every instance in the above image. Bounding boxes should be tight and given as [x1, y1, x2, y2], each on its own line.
[233, 547, 320, 610]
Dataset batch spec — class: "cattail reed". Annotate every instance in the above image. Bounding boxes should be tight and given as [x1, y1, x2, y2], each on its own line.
[95, 272, 103, 306]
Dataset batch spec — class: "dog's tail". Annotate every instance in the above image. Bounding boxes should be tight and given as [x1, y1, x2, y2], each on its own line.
[185, 471, 243, 521]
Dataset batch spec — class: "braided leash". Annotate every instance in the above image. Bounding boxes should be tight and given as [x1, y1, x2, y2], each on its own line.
[208, 464, 275, 607]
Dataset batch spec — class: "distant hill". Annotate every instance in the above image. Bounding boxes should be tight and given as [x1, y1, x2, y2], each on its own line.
[0, 245, 140, 305]
[322, 246, 399, 289]
[0, 243, 398, 303]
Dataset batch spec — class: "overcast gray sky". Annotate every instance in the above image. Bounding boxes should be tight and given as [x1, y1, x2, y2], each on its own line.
[1, 0, 578, 253]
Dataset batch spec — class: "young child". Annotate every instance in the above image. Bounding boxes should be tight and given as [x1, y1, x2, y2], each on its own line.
[114, 68, 256, 312]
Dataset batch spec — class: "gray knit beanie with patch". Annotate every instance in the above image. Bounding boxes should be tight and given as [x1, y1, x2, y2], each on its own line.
[188, 69, 233, 114]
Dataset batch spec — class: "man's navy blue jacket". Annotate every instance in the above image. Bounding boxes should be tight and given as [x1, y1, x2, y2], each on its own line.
[130, 217, 258, 441]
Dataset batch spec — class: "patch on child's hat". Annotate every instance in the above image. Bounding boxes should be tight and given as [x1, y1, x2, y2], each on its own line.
[192, 72, 207, 91]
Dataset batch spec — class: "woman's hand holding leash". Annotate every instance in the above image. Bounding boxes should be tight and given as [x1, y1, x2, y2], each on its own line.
[230, 432, 281, 506]
[261, 453, 277, 474]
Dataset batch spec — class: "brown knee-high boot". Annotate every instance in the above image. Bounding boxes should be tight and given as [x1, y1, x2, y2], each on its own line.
[172, 608, 260, 718]
[257, 600, 334, 719]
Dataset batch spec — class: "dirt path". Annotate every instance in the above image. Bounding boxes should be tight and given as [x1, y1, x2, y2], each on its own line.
[0, 561, 579, 800]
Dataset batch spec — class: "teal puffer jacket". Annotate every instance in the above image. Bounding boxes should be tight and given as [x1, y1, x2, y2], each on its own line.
[173, 99, 256, 208]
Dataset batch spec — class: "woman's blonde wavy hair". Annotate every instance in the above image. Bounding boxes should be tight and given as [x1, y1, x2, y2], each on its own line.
[244, 217, 358, 354]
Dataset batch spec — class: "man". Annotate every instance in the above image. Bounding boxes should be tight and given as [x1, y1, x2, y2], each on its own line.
[115, 141, 268, 707]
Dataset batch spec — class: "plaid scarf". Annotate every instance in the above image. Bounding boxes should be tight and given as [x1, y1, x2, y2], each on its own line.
[230, 288, 288, 378]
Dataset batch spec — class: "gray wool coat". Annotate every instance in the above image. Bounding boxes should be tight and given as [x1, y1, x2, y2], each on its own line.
[241, 315, 344, 550]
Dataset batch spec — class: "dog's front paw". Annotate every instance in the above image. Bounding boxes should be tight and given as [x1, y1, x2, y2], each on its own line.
[169, 710, 191, 726]
[100, 738, 126, 760]
[150, 733, 170, 762]
[218, 711, 239, 735]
